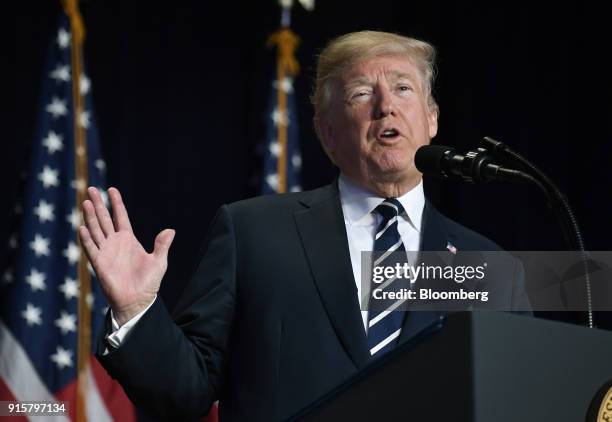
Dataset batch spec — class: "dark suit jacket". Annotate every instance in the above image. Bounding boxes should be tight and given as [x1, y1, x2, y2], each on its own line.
[96, 181, 530, 421]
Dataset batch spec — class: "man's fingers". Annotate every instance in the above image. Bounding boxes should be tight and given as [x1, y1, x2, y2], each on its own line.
[83, 199, 106, 247]
[108, 187, 133, 233]
[153, 229, 176, 261]
[78, 226, 98, 262]
[87, 187, 115, 236]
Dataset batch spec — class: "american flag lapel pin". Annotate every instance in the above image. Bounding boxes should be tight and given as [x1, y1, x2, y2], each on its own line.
[446, 241, 458, 254]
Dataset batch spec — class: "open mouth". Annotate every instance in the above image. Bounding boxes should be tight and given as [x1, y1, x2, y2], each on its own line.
[377, 128, 400, 141]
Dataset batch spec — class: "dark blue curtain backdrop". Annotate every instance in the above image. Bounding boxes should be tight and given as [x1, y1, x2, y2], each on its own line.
[10, 1, 611, 329]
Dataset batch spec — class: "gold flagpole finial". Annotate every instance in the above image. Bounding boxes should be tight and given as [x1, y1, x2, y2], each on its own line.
[61, 0, 86, 43]
[267, 29, 301, 77]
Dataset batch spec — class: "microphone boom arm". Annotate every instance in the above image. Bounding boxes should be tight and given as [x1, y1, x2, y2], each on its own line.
[481, 136, 594, 328]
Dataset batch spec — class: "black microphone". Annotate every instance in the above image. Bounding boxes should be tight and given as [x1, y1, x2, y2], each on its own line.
[414, 144, 528, 183]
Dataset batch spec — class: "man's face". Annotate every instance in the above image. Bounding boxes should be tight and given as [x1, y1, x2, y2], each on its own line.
[319, 54, 438, 193]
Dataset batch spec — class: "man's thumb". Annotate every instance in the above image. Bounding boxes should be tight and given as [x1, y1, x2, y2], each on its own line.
[153, 229, 175, 260]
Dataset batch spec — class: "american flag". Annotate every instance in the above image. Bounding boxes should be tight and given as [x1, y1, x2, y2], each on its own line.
[261, 28, 302, 194]
[0, 13, 135, 421]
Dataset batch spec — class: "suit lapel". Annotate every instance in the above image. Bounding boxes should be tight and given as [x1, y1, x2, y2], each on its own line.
[294, 183, 371, 369]
[419, 201, 451, 253]
[399, 202, 448, 343]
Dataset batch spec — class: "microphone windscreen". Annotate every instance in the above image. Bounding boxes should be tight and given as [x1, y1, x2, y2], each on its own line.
[415, 145, 455, 175]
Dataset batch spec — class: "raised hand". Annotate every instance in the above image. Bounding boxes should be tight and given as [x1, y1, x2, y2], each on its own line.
[78, 187, 175, 326]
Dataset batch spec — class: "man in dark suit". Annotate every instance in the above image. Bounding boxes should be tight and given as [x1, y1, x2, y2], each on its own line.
[79, 31, 530, 421]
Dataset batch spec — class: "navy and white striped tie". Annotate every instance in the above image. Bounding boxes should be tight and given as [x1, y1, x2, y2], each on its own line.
[367, 198, 408, 358]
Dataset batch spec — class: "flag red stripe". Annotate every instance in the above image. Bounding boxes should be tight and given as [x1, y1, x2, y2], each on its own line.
[90, 357, 136, 422]
[0, 378, 29, 422]
[55, 378, 78, 421]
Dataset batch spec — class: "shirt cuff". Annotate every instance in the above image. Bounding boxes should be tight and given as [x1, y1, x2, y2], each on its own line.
[104, 296, 157, 351]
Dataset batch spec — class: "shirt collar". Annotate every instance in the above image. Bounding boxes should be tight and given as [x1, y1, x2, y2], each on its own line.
[338, 173, 425, 232]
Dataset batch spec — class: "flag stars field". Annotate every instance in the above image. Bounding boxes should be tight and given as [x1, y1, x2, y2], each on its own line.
[38, 165, 60, 188]
[269, 141, 281, 157]
[273, 76, 294, 94]
[42, 131, 64, 154]
[79, 110, 91, 129]
[62, 242, 80, 265]
[94, 159, 106, 172]
[21, 303, 43, 326]
[80, 74, 90, 95]
[266, 174, 279, 190]
[50, 64, 70, 83]
[292, 154, 302, 169]
[50, 346, 73, 370]
[29, 234, 51, 257]
[58, 277, 79, 301]
[66, 208, 81, 230]
[56, 28, 70, 49]
[25, 269, 47, 292]
[33, 200, 55, 223]
[271, 108, 289, 127]
[54, 311, 77, 335]
[45, 97, 68, 118]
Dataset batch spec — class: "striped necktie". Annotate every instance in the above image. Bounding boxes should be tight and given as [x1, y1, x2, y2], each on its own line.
[367, 198, 408, 358]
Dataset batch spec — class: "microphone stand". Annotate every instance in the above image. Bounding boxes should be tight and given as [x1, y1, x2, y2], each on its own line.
[480, 136, 594, 328]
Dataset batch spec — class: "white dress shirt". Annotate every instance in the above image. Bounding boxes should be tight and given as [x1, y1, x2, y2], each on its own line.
[106, 175, 425, 349]
[105, 298, 156, 351]
[338, 173, 425, 333]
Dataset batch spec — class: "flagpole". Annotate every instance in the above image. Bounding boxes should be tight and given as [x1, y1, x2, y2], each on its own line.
[267, 3, 301, 193]
[275, 36, 289, 194]
[61, 1, 90, 421]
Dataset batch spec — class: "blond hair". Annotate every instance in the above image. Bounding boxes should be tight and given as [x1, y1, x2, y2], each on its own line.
[312, 31, 438, 144]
